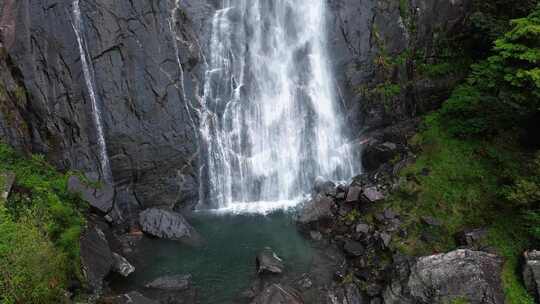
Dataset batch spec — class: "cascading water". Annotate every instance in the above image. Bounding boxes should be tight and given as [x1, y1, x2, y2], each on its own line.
[71, 0, 113, 183]
[200, 0, 357, 213]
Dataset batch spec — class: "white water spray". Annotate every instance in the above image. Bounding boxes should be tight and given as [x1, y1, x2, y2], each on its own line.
[200, 0, 357, 213]
[71, 0, 112, 183]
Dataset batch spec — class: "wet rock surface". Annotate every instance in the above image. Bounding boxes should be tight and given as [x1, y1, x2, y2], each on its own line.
[68, 175, 114, 213]
[80, 225, 113, 293]
[111, 252, 135, 277]
[297, 195, 335, 225]
[256, 248, 285, 275]
[139, 208, 198, 241]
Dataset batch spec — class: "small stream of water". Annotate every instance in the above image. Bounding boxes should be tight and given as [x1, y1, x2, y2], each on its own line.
[71, 0, 113, 183]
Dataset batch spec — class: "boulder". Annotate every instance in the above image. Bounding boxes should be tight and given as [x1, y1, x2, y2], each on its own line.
[112, 252, 135, 277]
[0, 171, 15, 202]
[314, 176, 337, 196]
[297, 195, 335, 224]
[327, 283, 366, 304]
[362, 141, 400, 172]
[346, 186, 363, 203]
[251, 284, 304, 304]
[355, 223, 371, 234]
[145, 274, 192, 291]
[363, 187, 385, 202]
[343, 240, 365, 257]
[256, 248, 285, 275]
[523, 250, 540, 301]
[455, 228, 489, 248]
[105, 291, 158, 304]
[139, 208, 197, 241]
[68, 175, 114, 213]
[79, 226, 113, 293]
[384, 249, 505, 304]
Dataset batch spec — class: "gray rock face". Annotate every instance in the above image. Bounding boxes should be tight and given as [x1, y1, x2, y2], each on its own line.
[79, 226, 113, 293]
[145, 274, 192, 291]
[68, 175, 114, 213]
[112, 252, 135, 277]
[0, 0, 213, 214]
[251, 284, 304, 304]
[523, 250, 540, 301]
[0, 0, 473, 220]
[298, 195, 335, 225]
[139, 208, 196, 241]
[384, 249, 505, 304]
[256, 248, 285, 275]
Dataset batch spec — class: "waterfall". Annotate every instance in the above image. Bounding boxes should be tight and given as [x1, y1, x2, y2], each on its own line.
[71, 0, 113, 183]
[200, 0, 357, 213]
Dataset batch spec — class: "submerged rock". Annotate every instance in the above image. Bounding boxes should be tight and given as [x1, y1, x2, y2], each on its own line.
[251, 284, 304, 304]
[145, 274, 192, 291]
[297, 195, 335, 225]
[139, 208, 197, 241]
[256, 248, 285, 275]
[523, 250, 540, 301]
[105, 291, 158, 304]
[112, 252, 135, 277]
[384, 249, 505, 304]
[80, 226, 113, 293]
[68, 175, 114, 213]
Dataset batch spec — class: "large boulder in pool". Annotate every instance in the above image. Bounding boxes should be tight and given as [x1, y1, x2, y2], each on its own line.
[256, 248, 284, 275]
[297, 195, 335, 225]
[139, 208, 197, 241]
[384, 249, 505, 304]
[251, 284, 304, 304]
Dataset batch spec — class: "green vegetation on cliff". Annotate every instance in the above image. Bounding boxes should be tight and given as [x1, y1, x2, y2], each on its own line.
[0, 144, 86, 303]
[381, 3, 540, 303]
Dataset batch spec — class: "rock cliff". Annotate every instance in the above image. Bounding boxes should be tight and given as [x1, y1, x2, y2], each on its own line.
[0, 0, 472, 219]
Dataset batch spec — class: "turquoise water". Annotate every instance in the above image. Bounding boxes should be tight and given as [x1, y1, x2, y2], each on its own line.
[112, 211, 314, 303]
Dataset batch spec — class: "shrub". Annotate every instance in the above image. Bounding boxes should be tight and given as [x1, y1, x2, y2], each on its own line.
[0, 207, 68, 303]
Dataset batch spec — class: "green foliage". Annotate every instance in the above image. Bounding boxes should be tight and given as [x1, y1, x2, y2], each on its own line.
[487, 219, 535, 304]
[503, 152, 540, 206]
[440, 6, 540, 137]
[382, 114, 533, 302]
[386, 114, 500, 254]
[0, 144, 87, 303]
[0, 206, 68, 304]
